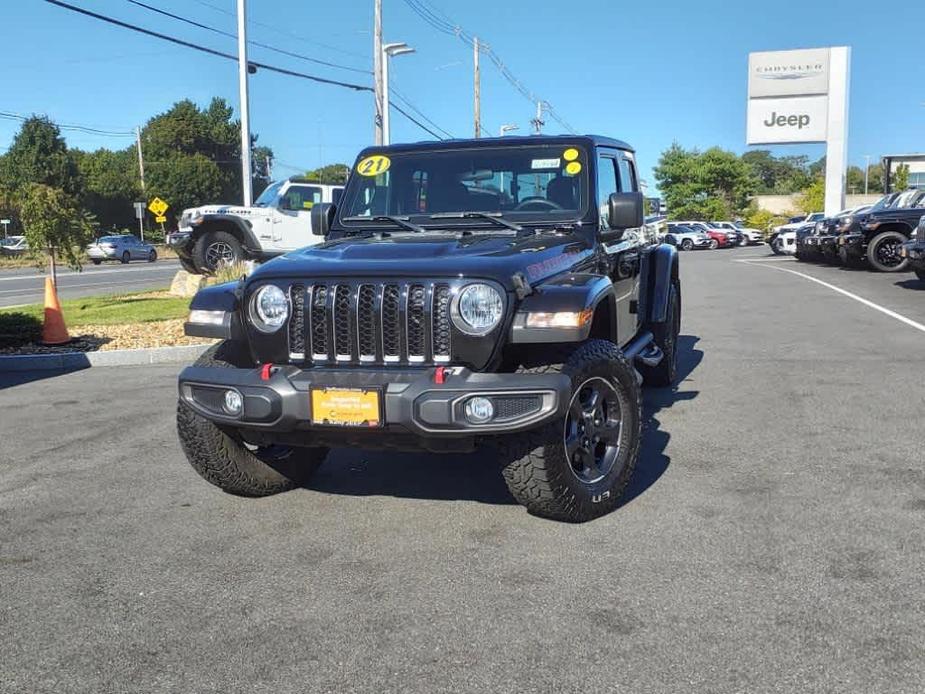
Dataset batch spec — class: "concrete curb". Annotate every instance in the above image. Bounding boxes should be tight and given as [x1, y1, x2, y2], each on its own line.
[0, 343, 212, 372]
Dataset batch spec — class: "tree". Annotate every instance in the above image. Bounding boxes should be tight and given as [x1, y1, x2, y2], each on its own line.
[796, 178, 825, 213]
[741, 150, 812, 194]
[19, 184, 94, 272]
[654, 143, 754, 220]
[73, 148, 140, 232]
[893, 164, 910, 191]
[305, 163, 350, 184]
[0, 116, 82, 197]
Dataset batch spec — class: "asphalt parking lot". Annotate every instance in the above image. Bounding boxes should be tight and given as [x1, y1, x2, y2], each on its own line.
[0, 260, 180, 308]
[2, 247, 923, 693]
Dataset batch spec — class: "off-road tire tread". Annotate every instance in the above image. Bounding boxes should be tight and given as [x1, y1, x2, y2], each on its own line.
[192, 230, 243, 275]
[498, 340, 642, 523]
[176, 342, 327, 496]
[641, 281, 680, 387]
[866, 231, 910, 273]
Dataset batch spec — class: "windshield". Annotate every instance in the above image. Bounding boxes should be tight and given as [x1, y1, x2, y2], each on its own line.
[254, 180, 284, 207]
[340, 145, 589, 227]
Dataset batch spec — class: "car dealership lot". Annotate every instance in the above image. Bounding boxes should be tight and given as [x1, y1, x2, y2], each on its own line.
[1, 249, 923, 693]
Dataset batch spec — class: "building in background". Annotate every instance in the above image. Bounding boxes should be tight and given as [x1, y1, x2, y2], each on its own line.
[882, 153, 925, 191]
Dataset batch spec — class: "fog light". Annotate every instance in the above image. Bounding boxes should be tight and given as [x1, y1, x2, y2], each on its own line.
[465, 396, 494, 424]
[223, 389, 243, 416]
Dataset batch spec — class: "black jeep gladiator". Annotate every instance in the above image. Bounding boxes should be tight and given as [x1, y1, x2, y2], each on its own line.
[175, 135, 681, 523]
[839, 189, 925, 271]
[900, 214, 925, 282]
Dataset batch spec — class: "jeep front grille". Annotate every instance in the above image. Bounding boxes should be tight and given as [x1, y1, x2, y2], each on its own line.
[289, 281, 453, 366]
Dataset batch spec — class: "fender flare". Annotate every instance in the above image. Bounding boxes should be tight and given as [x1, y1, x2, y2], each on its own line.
[640, 243, 679, 324]
[184, 281, 246, 340]
[193, 215, 262, 254]
[509, 273, 617, 344]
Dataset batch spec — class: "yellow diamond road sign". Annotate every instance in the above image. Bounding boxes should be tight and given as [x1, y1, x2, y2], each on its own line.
[148, 197, 169, 217]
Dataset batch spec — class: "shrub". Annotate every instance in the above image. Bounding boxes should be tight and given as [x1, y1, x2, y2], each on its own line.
[0, 312, 43, 348]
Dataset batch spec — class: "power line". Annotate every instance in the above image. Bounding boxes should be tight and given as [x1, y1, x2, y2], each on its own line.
[44, 0, 371, 92]
[189, 0, 370, 62]
[42, 0, 444, 140]
[400, 0, 578, 134]
[390, 84, 455, 139]
[0, 110, 134, 137]
[123, 0, 370, 75]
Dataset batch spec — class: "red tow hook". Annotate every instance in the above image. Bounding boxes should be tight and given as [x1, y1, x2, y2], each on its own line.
[434, 366, 447, 384]
[260, 363, 274, 381]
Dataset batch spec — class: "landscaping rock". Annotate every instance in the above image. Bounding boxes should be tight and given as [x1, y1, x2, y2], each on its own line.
[169, 270, 206, 297]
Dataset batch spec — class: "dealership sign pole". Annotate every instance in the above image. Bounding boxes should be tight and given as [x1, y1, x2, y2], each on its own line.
[747, 47, 851, 217]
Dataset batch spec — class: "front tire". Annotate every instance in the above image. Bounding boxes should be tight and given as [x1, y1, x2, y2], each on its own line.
[680, 238, 693, 251]
[771, 238, 783, 255]
[148, 249, 157, 263]
[498, 340, 642, 523]
[91, 259, 102, 265]
[193, 230, 243, 274]
[177, 342, 328, 496]
[915, 269, 925, 283]
[866, 231, 909, 272]
[708, 239, 719, 250]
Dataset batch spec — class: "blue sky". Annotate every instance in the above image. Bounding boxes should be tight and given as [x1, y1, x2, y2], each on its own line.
[1, 0, 922, 192]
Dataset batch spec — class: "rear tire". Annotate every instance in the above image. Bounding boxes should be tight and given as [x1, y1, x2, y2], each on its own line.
[91, 259, 101, 265]
[121, 251, 130, 264]
[498, 340, 642, 523]
[866, 231, 909, 273]
[640, 280, 680, 387]
[177, 342, 328, 496]
[148, 249, 157, 263]
[193, 230, 243, 274]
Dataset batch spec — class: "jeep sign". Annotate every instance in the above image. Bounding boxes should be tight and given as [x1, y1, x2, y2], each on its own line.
[746, 95, 828, 144]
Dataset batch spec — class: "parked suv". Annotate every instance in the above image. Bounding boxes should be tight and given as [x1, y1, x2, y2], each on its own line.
[176, 135, 682, 523]
[771, 213, 824, 254]
[900, 213, 925, 282]
[666, 223, 712, 250]
[711, 221, 762, 246]
[169, 178, 345, 274]
[839, 189, 925, 271]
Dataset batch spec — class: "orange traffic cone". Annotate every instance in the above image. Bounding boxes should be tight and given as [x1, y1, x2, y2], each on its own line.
[42, 277, 71, 345]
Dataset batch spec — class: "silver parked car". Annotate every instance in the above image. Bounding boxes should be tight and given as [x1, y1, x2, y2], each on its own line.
[0, 235, 28, 257]
[665, 223, 712, 250]
[86, 235, 157, 264]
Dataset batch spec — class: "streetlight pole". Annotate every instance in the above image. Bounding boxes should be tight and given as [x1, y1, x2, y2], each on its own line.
[473, 37, 481, 138]
[381, 42, 415, 146]
[864, 154, 871, 195]
[236, 0, 254, 206]
[373, 0, 383, 145]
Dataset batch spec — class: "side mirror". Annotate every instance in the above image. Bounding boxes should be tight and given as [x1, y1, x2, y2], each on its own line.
[608, 192, 644, 231]
[310, 202, 334, 236]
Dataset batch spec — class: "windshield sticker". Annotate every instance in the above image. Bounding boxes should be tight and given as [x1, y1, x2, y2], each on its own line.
[565, 161, 582, 176]
[356, 154, 391, 177]
[563, 148, 580, 162]
[531, 158, 560, 170]
[302, 201, 314, 209]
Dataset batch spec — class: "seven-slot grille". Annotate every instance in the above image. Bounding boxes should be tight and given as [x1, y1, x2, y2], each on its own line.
[288, 281, 452, 366]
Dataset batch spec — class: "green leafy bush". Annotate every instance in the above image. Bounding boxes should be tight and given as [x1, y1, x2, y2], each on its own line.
[0, 312, 42, 348]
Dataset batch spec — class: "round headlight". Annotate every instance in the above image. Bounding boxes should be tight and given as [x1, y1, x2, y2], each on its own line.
[453, 283, 503, 335]
[250, 284, 289, 332]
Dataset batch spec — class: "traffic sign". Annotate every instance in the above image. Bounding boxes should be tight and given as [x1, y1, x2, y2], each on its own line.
[134, 202, 145, 219]
[148, 197, 169, 217]
[0, 219, 10, 225]
[155, 215, 167, 223]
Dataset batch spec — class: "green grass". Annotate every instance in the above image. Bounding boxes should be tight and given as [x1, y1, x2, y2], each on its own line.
[0, 291, 190, 327]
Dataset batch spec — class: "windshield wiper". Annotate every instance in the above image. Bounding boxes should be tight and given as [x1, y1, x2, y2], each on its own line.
[342, 215, 425, 233]
[429, 211, 523, 232]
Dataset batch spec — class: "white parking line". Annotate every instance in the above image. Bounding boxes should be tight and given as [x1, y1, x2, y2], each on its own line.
[738, 259, 925, 334]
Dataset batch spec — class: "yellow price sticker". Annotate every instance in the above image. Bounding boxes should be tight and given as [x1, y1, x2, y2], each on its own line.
[563, 148, 580, 162]
[356, 154, 391, 177]
[565, 161, 582, 175]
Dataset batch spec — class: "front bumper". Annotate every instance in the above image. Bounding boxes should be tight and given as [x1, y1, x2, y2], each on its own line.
[901, 239, 925, 268]
[840, 233, 865, 257]
[178, 364, 571, 439]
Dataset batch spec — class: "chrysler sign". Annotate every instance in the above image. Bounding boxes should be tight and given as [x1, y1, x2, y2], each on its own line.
[748, 48, 830, 98]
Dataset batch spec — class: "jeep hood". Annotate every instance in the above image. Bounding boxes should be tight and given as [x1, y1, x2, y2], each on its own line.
[250, 232, 596, 289]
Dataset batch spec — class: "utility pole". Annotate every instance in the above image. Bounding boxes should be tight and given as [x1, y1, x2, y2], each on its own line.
[473, 37, 481, 138]
[266, 153, 272, 181]
[236, 0, 254, 206]
[135, 127, 147, 241]
[864, 154, 871, 194]
[373, 0, 384, 145]
[531, 101, 545, 134]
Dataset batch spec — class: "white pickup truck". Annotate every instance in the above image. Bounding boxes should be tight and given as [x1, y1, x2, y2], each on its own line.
[168, 178, 345, 274]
